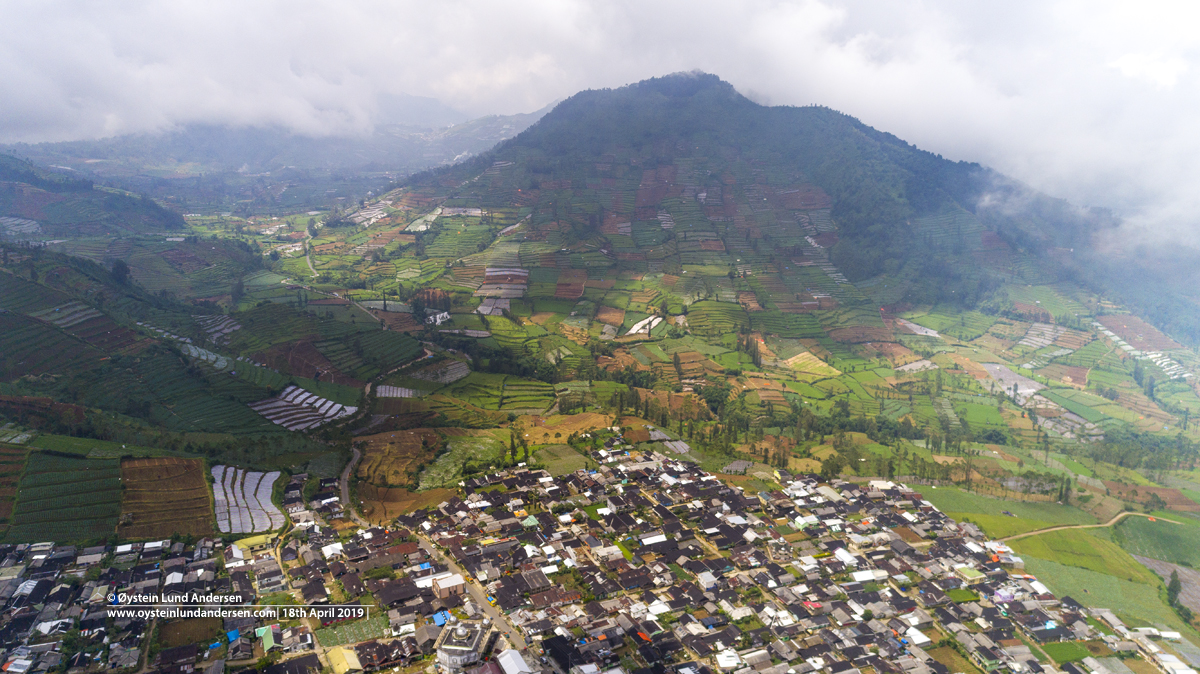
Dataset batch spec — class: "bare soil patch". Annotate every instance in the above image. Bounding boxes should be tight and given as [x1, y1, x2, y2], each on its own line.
[1097, 315, 1182, 352]
[358, 484, 455, 523]
[356, 429, 444, 488]
[119, 457, 213, 539]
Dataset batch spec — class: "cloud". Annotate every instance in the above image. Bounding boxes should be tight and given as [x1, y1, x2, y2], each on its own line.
[2, 0, 1199, 238]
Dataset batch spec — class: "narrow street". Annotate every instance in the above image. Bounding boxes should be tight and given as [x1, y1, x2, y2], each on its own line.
[341, 447, 369, 527]
[416, 536, 529, 651]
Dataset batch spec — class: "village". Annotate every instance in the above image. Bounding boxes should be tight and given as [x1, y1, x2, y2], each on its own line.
[0, 426, 1195, 674]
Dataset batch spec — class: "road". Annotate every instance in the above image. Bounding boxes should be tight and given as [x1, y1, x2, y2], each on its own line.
[340, 447, 369, 527]
[417, 536, 528, 651]
[304, 235, 318, 277]
[1000, 510, 1180, 542]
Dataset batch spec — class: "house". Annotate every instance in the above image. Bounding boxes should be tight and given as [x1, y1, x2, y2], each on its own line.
[433, 574, 466, 599]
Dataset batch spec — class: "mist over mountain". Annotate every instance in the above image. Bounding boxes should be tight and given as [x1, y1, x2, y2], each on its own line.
[1, 102, 553, 179]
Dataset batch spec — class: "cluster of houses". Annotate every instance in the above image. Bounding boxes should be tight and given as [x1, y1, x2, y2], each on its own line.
[0, 443, 1197, 674]
[398, 439, 1200, 674]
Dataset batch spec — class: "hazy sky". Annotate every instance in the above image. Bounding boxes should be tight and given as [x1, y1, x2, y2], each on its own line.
[3, 0, 1199, 237]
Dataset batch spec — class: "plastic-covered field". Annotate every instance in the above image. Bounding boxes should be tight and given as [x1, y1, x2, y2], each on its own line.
[212, 465, 285, 534]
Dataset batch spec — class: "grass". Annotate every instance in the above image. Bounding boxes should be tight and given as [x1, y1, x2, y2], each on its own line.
[1011, 529, 1157, 584]
[1040, 642, 1091, 664]
[928, 646, 984, 674]
[947, 588, 979, 603]
[925, 487, 1096, 538]
[536, 444, 590, 476]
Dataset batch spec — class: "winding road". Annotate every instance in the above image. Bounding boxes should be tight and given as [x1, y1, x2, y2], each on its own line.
[1000, 510, 1180, 542]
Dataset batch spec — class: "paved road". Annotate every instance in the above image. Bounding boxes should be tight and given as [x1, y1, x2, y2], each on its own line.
[1000, 510, 1180, 542]
[417, 536, 528, 651]
[340, 447, 369, 527]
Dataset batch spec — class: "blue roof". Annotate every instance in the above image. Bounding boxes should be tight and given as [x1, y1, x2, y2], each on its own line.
[226, 629, 240, 642]
[433, 611, 451, 626]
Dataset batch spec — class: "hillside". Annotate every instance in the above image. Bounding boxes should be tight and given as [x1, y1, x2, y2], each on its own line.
[3, 69, 1200, 598]
[0, 154, 185, 238]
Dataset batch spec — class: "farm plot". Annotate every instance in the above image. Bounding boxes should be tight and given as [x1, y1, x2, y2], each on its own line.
[211, 465, 285, 534]
[1022, 556, 1185, 631]
[0, 445, 29, 527]
[358, 485, 455, 523]
[375, 385, 429, 398]
[419, 429, 510, 490]
[501, 379, 556, 412]
[356, 429, 444, 488]
[982, 363, 1044, 403]
[1097, 315, 1182, 352]
[313, 331, 422, 381]
[7, 452, 121, 542]
[1010, 529, 1156, 584]
[410, 360, 471, 385]
[194, 314, 242, 343]
[687, 301, 749, 336]
[248, 385, 358, 431]
[1114, 514, 1200, 567]
[315, 615, 389, 647]
[119, 458, 213, 539]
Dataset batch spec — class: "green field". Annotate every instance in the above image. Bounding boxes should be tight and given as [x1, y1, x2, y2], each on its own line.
[1113, 515, 1200, 568]
[419, 430, 510, 489]
[6, 452, 121, 542]
[536, 444, 590, 475]
[1021, 557, 1186, 633]
[1039, 642, 1091, 664]
[1011, 529, 1157, 584]
[925, 487, 1096, 538]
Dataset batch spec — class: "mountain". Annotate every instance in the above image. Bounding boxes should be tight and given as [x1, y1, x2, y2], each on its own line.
[407, 72, 1196, 343]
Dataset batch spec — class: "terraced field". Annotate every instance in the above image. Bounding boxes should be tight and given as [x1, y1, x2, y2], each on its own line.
[7, 452, 122, 542]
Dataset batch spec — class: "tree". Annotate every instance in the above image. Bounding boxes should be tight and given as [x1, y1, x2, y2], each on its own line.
[111, 259, 130, 284]
[1169, 570, 1182, 605]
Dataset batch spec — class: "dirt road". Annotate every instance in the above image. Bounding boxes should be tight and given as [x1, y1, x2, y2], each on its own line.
[1000, 510, 1179, 542]
[340, 447, 369, 527]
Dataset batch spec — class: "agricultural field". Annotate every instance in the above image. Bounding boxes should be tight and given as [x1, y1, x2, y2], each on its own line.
[0, 444, 29, 530]
[1112, 514, 1200, 568]
[418, 429, 512, 490]
[355, 429, 444, 488]
[248, 385, 359, 431]
[924, 487, 1095, 538]
[6, 452, 122, 543]
[1010, 529, 1157, 583]
[212, 465, 285, 534]
[1021, 556, 1187, 633]
[357, 484, 455, 524]
[119, 457, 214, 540]
[536, 444, 592, 475]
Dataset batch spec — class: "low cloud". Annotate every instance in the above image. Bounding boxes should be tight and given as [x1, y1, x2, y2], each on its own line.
[2, 0, 1199, 239]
